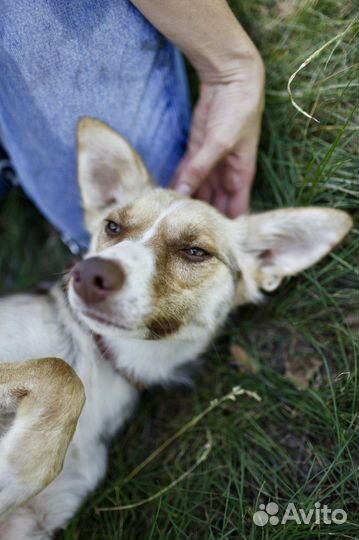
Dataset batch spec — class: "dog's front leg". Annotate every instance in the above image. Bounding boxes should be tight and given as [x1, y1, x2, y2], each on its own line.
[0, 358, 85, 519]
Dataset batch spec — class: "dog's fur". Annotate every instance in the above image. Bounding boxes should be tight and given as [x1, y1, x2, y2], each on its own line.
[0, 118, 352, 539]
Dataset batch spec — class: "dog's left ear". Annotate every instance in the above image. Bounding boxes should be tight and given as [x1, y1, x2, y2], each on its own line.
[77, 117, 152, 232]
[235, 207, 352, 293]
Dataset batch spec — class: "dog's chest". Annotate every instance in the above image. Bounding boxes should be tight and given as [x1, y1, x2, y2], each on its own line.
[73, 348, 138, 446]
[0, 293, 138, 442]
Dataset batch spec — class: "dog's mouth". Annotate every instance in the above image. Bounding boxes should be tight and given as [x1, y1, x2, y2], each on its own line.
[67, 281, 140, 333]
[80, 308, 131, 332]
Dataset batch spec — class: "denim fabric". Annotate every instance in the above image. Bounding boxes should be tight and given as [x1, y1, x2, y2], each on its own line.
[0, 0, 191, 246]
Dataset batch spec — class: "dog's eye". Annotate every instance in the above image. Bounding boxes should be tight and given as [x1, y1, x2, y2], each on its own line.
[181, 247, 210, 262]
[105, 220, 122, 236]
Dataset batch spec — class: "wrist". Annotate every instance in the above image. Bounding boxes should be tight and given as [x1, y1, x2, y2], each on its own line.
[189, 32, 264, 85]
[130, 0, 264, 85]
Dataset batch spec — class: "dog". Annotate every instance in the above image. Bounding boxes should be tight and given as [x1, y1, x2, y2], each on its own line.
[0, 117, 352, 539]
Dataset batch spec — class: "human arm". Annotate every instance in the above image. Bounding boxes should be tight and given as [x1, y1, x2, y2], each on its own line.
[130, 0, 265, 216]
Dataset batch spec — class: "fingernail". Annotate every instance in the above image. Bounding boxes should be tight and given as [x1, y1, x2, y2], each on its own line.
[176, 184, 192, 196]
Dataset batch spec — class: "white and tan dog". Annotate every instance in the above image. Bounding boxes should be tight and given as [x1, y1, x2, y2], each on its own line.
[0, 118, 352, 539]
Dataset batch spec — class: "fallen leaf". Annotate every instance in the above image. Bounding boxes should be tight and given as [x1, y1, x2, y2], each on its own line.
[229, 344, 259, 375]
[284, 356, 322, 390]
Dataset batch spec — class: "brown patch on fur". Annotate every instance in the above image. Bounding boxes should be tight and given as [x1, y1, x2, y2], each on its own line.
[144, 220, 225, 339]
[94, 189, 187, 250]
[11, 387, 29, 399]
[96, 206, 156, 249]
[146, 315, 184, 339]
[2, 358, 85, 488]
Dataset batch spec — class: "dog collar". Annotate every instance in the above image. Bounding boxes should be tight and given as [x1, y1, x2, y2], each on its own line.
[93, 333, 146, 392]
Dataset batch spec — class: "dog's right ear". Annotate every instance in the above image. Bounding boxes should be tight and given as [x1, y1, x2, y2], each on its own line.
[78, 117, 152, 232]
[232, 207, 352, 302]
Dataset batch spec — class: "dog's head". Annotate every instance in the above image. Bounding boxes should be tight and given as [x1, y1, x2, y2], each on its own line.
[68, 117, 352, 342]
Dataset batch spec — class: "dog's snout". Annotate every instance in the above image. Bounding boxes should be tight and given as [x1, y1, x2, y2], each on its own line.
[72, 257, 125, 304]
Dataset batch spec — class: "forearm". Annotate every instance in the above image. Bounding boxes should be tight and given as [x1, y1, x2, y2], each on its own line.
[130, 0, 263, 82]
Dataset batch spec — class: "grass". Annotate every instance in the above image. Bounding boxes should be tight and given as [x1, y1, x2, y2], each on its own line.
[1, 1, 358, 538]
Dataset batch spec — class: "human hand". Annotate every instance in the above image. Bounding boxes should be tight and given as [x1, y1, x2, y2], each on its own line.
[172, 52, 265, 217]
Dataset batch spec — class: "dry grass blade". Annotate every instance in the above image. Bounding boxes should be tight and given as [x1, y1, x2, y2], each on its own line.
[95, 386, 261, 512]
[96, 430, 213, 512]
[287, 24, 354, 122]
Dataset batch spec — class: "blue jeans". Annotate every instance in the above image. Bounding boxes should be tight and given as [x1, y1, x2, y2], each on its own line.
[0, 0, 191, 247]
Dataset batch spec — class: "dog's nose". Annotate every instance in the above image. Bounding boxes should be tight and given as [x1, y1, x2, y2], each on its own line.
[72, 257, 125, 305]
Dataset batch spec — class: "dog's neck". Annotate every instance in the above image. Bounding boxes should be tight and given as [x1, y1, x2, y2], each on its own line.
[93, 333, 146, 391]
[56, 277, 210, 389]
[99, 331, 210, 387]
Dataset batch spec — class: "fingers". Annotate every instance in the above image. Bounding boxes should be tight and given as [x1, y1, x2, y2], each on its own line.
[185, 150, 255, 218]
[222, 135, 258, 216]
[195, 167, 233, 215]
[172, 136, 228, 196]
[194, 181, 212, 205]
[227, 182, 251, 217]
[213, 187, 228, 214]
[224, 162, 254, 217]
[208, 165, 229, 214]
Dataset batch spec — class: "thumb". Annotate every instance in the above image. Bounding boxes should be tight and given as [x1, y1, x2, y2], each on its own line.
[173, 138, 226, 196]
